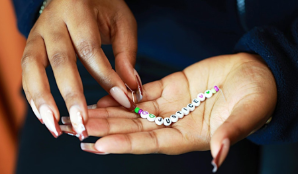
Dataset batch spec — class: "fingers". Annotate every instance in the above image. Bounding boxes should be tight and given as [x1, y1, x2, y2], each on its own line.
[21, 34, 62, 137]
[42, 22, 88, 140]
[82, 128, 192, 155]
[64, 3, 135, 111]
[210, 94, 273, 172]
[110, 5, 141, 100]
[63, 117, 161, 137]
[95, 80, 164, 108]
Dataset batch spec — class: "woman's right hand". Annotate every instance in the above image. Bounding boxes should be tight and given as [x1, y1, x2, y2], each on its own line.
[21, 0, 140, 140]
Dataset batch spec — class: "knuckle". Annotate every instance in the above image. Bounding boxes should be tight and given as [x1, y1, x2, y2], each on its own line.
[63, 92, 80, 103]
[21, 53, 36, 69]
[77, 41, 99, 62]
[50, 52, 68, 68]
[148, 131, 160, 153]
[132, 119, 143, 132]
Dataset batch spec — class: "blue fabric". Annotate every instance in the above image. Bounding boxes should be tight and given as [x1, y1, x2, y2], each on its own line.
[235, 18, 298, 144]
[12, 0, 298, 145]
[12, 0, 44, 38]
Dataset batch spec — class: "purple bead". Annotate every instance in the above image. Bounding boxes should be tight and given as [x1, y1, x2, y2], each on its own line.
[138, 109, 143, 114]
[214, 86, 219, 92]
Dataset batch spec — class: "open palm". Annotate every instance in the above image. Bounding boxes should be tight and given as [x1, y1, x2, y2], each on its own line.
[63, 53, 276, 167]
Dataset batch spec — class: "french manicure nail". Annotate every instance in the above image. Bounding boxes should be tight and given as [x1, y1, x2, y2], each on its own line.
[110, 86, 136, 110]
[134, 69, 143, 102]
[30, 99, 43, 124]
[81, 143, 108, 155]
[61, 117, 71, 125]
[69, 106, 88, 141]
[211, 138, 230, 173]
[87, 104, 97, 109]
[39, 105, 62, 138]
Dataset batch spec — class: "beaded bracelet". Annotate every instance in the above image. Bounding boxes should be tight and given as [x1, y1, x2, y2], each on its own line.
[134, 86, 220, 126]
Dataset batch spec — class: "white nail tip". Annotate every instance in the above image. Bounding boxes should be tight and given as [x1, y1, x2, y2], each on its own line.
[211, 161, 218, 173]
[69, 106, 86, 134]
[39, 105, 58, 136]
[30, 100, 41, 119]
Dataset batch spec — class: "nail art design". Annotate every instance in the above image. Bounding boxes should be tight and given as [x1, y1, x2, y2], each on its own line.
[211, 138, 230, 173]
[69, 106, 88, 141]
[110, 86, 136, 110]
[39, 105, 62, 138]
[81, 143, 108, 155]
[30, 99, 43, 124]
[134, 69, 143, 102]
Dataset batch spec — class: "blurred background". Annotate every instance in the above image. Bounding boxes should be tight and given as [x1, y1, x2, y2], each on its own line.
[1, 0, 298, 174]
[0, 0, 26, 174]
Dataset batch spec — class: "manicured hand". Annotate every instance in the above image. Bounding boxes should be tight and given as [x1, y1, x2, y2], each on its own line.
[61, 53, 277, 171]
[21, 0, 141, 140]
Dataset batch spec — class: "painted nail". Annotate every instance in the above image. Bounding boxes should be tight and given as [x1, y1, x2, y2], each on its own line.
[81, 143, 108, 155]
[30, 99, 43, 124]
[87, 104, 97, 109]
[69, 106, 88, 141]
[39, 105, 62, 138]
[60, 125, 77, 136]
[61, 117, 71, 125]
[134, 69, 143, 102]
[110, 86, 136, 110]
[211, 138, 230, 173]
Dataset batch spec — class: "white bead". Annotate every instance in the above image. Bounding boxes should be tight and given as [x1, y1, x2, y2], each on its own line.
[187, 103, 195, 111]
[204, 90, 213, 98]
[192, 98, 200, 107]
[197, 93, 206, 101]
[170, 115, 178, 122]
[147, 114, 156, 122]
[176, 111, 184, 118]
[164, 117, 172, 126]
[155, 117, 164, 125]
[182, 107, 190, 115]
[140, 111, 149, 118]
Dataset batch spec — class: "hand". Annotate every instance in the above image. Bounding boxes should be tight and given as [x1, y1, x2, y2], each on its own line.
[63, 53, 276, 171]
[21, 0, 140, 139]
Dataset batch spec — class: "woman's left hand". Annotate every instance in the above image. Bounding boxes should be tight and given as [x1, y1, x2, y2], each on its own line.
[61, 53, 277, 171]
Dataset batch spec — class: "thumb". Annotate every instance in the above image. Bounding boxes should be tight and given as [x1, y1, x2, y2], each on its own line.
[210, 95, 272, 172]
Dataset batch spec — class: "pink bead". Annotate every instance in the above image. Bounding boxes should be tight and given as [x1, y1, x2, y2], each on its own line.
[138, 109, 143, 114]
[214, 86, 219, 92]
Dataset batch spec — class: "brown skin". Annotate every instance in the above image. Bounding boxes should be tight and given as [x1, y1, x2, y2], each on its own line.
[85, 53, 277, 166]
[21, 0, 137, 124]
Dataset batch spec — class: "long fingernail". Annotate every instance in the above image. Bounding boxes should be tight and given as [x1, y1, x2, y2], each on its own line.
[110, 86, 136, 110]
[87, 104, 97, 109]
[134, 69, 143, 102]
[60, 125, 78, 137]
[69, 106, 88, 141]
[61, 117, 71, 125]
[30, 100, 43, 124]
[211, 138, 230, 173]
[81, 143, 108, 155]
[39, 105, 62, 138]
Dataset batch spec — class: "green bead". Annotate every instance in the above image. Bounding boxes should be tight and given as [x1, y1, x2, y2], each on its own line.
[149, 114, 156, 118]
[134, 107, 140, 114]
[211, 89, 216, 94]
